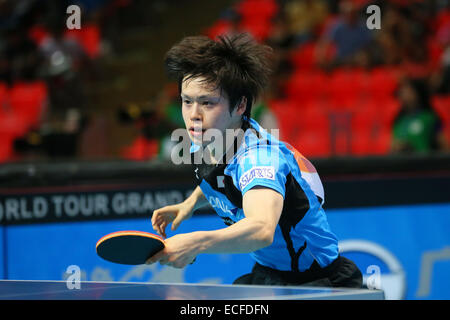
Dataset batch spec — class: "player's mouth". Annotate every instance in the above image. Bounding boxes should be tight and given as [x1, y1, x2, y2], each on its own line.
[189, 127, 206, 137]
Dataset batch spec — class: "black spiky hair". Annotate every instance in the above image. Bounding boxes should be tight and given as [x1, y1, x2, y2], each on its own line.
[164, 33, 273, 117]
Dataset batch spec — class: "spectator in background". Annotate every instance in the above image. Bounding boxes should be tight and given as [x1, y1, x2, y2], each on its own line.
[371, 4, 406, 66]
[317, 0, 373, 68]
[36, 22, 89, 133]
[283, 0, 328, 45]
[391, 78, 448, 153]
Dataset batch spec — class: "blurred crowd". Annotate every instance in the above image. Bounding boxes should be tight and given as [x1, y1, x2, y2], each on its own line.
[0, 0, 449, 163]
[0, 0, 141, 161]
[200, 0, 450, 157]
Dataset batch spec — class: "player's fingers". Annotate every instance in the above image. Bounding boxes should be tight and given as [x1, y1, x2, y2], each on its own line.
[154, 221, 166, 238]
[171, 208, 191, 231]
[160, 221, 168, 238]
[151, 208, 164, 224]
[145, 249, 165, 265]
[152, 207, 176, 227]
[152, 214, 168, 235]
[171, 215, 183, 231]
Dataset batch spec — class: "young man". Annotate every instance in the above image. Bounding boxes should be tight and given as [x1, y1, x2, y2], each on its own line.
[148, 34, 362, 287]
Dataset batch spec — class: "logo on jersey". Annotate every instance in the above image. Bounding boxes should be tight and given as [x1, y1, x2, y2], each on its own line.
[217, 176, 225, 188]
[239, 166, 275, 190]
[209, 196, 234, 216]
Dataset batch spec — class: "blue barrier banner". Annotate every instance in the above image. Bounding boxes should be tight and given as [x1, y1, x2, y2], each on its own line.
[3, 203, 450, 299]
[0, 225, 4, 279]
[327, 203, 450, 300]
[5, 214, 254, 285]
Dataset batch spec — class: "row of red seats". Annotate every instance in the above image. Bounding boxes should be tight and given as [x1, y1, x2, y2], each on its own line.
[270, 95, 450, 157]
[235, 0, 278, 42]
[206, 0, 279, 42]
[284, 67, 400, 108]
[0, 81, 48, 162]
[270, 97, 399, 157]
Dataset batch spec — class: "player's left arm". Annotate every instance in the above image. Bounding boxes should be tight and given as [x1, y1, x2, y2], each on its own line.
[197, 186, 284, 253]
[147, 187, 283, 268]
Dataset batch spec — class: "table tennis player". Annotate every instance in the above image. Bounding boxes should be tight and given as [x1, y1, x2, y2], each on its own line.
[148, 33, 362, 288]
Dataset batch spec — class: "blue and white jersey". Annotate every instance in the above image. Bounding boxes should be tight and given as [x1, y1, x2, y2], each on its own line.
[190, 117, 339, 272]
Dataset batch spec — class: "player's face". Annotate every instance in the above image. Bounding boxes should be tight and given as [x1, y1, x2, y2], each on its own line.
[181, 76, 245, 146]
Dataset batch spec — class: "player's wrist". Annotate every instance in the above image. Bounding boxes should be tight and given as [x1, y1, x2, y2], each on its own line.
[190, 231, 210, 255]
[182, 196, 197, 212]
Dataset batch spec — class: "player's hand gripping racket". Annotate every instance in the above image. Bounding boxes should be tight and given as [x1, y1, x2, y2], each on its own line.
[96, 231, 165, 265]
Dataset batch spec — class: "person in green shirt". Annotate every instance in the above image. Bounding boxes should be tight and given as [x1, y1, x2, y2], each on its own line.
[391, 78, 447, 153]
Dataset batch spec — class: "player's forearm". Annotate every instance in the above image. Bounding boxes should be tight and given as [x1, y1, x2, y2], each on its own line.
[193, 217, 274, 254]
[185, 186, 209, 211]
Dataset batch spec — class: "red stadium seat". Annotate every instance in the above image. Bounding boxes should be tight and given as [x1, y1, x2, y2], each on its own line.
[328, 68, 369, 111]
[235, 0, 279, 22]
[0, 132, 16, 163]
[372, 128, 392, 155]
[0, 82, 45, 163]
[269, 99, 302, 142]
[0, 111, 30, 139]
[64, 23, 101, 59]
[290, 42, 318, 71]
[428, 38, 444, 71]
[351, 128, 371, 155]
[292, 104, 331, 157]
[28, 25, 51, 46]
[432, 95, 450, 142]
[0, 82, 8, 113]
[0, 83, 18, 162]
[121, 136, 159, 161]
[367, 67, 399, 101]
[284, 70, 328, 102]
[289, 41, 336, 72]
[350, 104, 377, 155]
[9, 81, 48, 129]
[380, 98, 401, 128]
[432, 95, 450, 123]
[295, 130, 331, 158]
[349, 98, 399, 156]
[298, 102, 330, 131]
[205, 19, 233, 39]
[238, 20, 273, 42]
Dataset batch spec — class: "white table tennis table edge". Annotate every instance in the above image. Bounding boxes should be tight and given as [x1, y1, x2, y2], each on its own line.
[0, 279, 384, 300]
[239, 290, 384, 300]
[0, 279, 373, 291]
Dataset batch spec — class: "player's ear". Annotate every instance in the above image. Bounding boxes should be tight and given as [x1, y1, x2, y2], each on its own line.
[234, 96, 247, 117]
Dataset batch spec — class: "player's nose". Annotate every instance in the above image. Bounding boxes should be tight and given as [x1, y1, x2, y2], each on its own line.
[189, 103, 202, 120]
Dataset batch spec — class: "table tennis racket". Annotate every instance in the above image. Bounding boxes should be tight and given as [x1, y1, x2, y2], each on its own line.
[96, 230, 165, 265]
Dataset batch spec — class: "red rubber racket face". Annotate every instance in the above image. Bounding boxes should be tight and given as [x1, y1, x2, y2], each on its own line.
[96, 231, 165, 265]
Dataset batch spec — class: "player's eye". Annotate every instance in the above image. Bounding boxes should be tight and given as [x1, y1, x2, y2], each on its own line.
[183, 99, 192, 105]
[202, 100, 217, 107]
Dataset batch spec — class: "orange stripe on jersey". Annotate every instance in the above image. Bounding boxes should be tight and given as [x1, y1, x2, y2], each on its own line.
[286, 144, 317, 173]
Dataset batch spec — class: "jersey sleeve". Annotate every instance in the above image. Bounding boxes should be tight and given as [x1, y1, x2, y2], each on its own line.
[233, 145, 290, 198]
